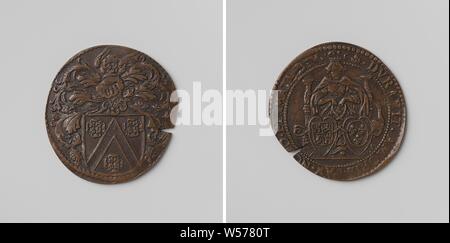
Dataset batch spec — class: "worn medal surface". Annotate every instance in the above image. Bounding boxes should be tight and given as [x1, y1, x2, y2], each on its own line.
[271, 42, 406, 180]
[46, 45, 176, 184]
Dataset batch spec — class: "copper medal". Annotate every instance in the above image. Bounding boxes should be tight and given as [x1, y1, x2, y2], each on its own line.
[271, 42, 406, 180]
[46, 45, 176, 184]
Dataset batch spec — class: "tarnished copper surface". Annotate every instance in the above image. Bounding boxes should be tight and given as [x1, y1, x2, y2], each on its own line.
[271, 42, 406, 180]
[46, 45, 176, 184]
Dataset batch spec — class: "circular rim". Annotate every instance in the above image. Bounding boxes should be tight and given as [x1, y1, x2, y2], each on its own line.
[270, 42, 407, 181]
[45, 45, 175, 184]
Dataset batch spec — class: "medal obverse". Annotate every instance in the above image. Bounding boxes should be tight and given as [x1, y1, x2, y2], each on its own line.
[46, 45, 176, 184]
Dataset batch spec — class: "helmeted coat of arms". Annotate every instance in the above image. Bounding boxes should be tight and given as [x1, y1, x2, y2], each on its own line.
[46, 45, 177, 184]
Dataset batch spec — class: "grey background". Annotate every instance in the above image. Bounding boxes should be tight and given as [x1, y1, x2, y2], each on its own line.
[0, 0, 222, 222]
[227, 0, 449, 222]
[0, 0, 448, 223]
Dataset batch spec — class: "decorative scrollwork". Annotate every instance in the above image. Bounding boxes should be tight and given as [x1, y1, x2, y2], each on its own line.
[46, 45, 176, 183]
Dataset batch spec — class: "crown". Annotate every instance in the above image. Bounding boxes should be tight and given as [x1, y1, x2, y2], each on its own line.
[326, 50, 345, 61]
[325, 59, 344, 72]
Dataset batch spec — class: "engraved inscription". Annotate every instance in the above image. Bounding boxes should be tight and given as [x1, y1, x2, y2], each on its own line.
[271, 42, 406, 180]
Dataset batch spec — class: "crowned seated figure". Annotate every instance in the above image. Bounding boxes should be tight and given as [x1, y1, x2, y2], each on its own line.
[308, 60, 372, 156]
[310, 60, 370, 120]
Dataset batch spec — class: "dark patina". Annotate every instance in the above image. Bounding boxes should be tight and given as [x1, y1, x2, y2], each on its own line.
[271, 42, 406, 180]
[46, 45, 176, 184]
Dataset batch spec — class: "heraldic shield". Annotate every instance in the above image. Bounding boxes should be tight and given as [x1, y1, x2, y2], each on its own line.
[46, 45, 177, 183]
[82, 114, 145, 174]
